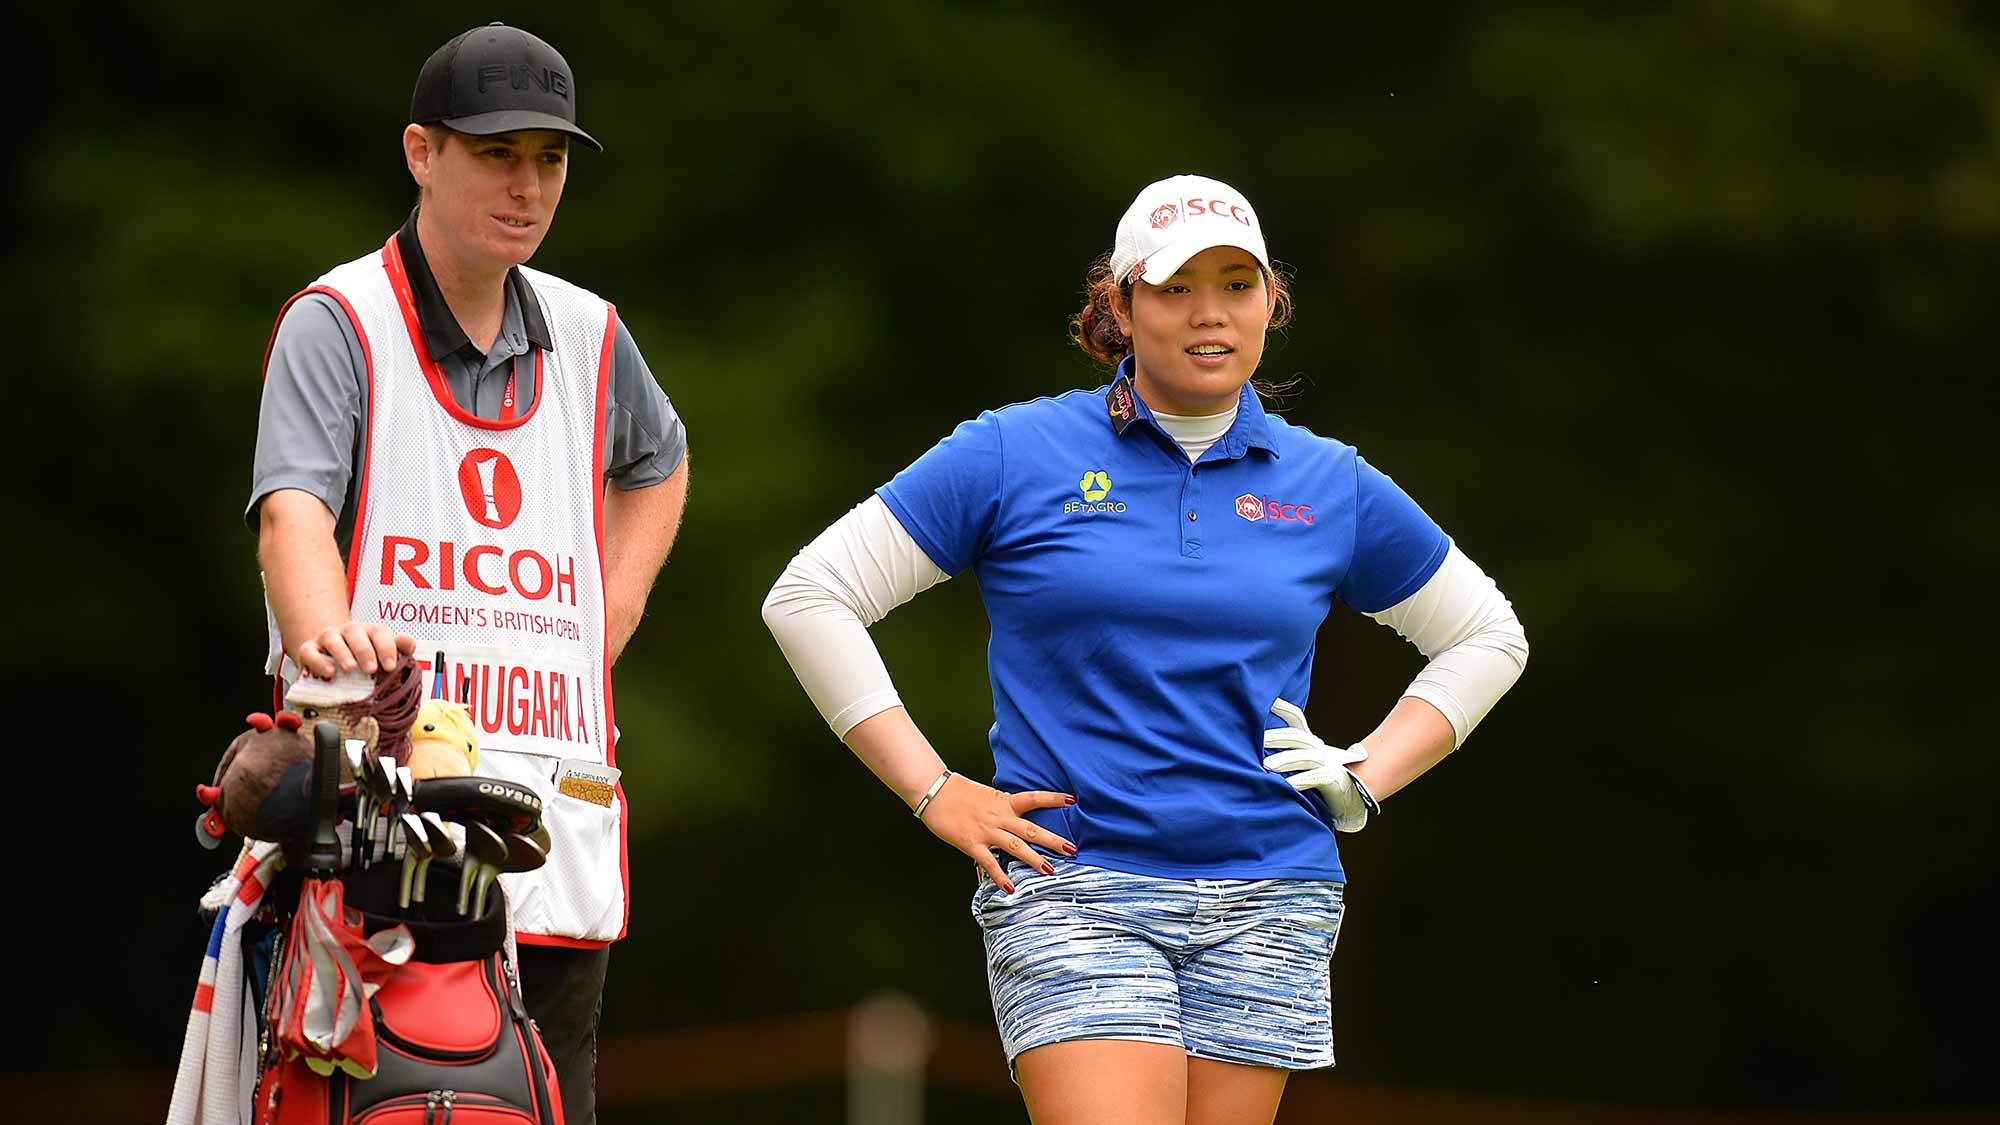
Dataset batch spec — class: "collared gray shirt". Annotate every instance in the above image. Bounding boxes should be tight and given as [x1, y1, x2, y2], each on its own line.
[246, 213, 687, 555]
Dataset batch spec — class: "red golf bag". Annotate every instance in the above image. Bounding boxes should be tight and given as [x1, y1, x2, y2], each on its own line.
[252, 856, 564, 1124]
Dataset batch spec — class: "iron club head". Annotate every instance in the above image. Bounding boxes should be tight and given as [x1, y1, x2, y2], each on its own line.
[457, 822, 507, 916]
[501, 833, 548, 873]
[398, 819, 432, 911]
[412, 812, 454, 904]
[419, 812, 456, 859]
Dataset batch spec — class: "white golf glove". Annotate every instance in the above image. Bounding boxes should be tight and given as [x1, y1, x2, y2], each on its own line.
[1263, 698, 1380, 833]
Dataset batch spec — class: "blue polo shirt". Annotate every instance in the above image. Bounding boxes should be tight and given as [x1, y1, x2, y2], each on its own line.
[877, 361, 1449, 881]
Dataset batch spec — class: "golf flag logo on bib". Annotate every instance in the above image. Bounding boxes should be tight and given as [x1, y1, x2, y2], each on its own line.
[459, 449, 524, 529]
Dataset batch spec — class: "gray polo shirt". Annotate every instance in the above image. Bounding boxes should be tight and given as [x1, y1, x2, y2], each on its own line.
[246, 212, 687, 556]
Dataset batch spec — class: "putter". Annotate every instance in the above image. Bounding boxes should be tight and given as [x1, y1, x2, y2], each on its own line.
[412, 776, 542, 836]
[457, 822, 508, 917]
[412, 812, 456, 905]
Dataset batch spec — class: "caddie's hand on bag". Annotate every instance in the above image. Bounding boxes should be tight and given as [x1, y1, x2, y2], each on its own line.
[1263, 698, 1380, 833]
[914, 770, 1077, 892]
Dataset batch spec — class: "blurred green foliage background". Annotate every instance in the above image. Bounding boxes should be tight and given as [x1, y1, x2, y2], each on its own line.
[12, 1, 1995, 1117]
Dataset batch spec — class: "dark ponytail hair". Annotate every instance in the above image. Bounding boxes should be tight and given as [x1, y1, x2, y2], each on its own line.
[1069, 255, 1134, 366]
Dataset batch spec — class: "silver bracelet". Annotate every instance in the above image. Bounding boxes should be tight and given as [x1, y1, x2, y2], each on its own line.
[912, 768, 954, 820]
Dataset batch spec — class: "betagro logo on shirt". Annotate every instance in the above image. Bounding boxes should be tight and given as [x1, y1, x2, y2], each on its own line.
[1065, 470, 1127, 514]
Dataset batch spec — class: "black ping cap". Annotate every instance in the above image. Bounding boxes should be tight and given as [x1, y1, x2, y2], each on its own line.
[411, 22, 601, 151]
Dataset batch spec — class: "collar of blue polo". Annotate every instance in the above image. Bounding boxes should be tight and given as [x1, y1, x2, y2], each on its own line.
[1106, 356, 1281, 461]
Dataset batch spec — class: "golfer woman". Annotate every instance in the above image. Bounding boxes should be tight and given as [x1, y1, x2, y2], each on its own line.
[763, 175, 1527, 1124]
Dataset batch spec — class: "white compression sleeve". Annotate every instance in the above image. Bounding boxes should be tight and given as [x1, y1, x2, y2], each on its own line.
[761, 495, 949, 737]
[1366, 544, 1530, 747]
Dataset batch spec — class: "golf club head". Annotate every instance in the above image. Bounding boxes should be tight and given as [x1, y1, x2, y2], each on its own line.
[398, 812, 426, 853]
[457, 821, 507, 918]
[411, 816, 449, 906]
[464, 821, 508, 868]
[419, 812, 457, 860]
[500, 833, 547, 873]
[398, 846, 423, 911]
[526, 821, 551, 854]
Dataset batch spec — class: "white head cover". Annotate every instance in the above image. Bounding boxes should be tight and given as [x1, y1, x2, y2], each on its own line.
[1110, 174, 1271, 286]
[284, 668, 376, 709]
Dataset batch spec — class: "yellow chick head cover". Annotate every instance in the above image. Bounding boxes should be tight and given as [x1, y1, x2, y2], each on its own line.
[409, 698, 481, 779]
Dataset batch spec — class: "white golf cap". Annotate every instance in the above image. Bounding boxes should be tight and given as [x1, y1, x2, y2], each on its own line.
[1110, 174, 1271, 286]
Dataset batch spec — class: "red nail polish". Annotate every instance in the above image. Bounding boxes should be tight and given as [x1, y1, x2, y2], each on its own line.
[1001, 882, 1015, 894]
[1041, 863, 1054, 875]
[1062, 844, 1078, 856]
[1063, 796, 1077, 805]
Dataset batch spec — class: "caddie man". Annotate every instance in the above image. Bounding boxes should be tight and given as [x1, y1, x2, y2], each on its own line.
[246, 22, 688, 1123]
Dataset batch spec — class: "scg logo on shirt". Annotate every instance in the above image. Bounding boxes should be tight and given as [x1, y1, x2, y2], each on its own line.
[1236, 493, 1314, 525]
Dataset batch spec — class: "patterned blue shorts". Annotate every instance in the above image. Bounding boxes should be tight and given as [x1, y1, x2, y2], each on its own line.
[970, 859, 1345, 1074]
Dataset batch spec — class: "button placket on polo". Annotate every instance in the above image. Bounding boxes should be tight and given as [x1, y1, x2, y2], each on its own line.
[1179, 465, 1203, 558]
[1173, 430, 1248, 560]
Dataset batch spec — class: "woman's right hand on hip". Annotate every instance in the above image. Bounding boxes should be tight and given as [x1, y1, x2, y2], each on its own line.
[919, 776, 1077, 892]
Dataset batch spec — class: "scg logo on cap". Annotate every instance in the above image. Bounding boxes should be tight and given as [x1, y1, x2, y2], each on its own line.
[1188, 198, 1254, 228]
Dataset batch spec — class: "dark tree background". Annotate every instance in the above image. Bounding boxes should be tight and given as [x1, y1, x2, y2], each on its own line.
[12, 2, 1994, 1119]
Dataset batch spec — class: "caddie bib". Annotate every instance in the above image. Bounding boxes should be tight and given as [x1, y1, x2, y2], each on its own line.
[263, 234, 626, 945]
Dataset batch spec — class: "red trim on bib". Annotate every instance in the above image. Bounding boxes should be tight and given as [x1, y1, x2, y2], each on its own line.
[380, 235, 544, 432]
[261, 281, 378, 679]
[592, 302, 630, 943]
[514, 932, 611, 950]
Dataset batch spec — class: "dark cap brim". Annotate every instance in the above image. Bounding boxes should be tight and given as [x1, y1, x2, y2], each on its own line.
[438, 109, 602, 151]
